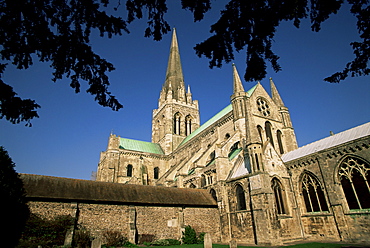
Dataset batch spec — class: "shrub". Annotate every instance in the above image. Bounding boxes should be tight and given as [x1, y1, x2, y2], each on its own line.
[181, 225, 198, 244]
[17, 214, 74, 248]
[74, 229, 92, 248]
[197, 232, 206, 244]
[181, 226, 206, 245]
[102, 230, 128, 247]
[138, 234, 155, 244]
[151, 239, 181, 246]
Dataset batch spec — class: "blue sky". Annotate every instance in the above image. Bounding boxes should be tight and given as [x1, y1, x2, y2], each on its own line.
[1, 2, 369, 180]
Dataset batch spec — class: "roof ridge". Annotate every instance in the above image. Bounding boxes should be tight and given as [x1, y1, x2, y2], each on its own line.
[282, 122, 370, 162]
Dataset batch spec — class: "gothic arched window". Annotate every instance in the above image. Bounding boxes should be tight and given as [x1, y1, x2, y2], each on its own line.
[185, 115, 192, 136]
[257, 125, 263, 143]
[272, 178, 286, 214]
[210, 189, 217, 202]
[265, 122, 274, 147]
[154, 167, 159, 179]
[302, 173, 329, 212]
[277, 130, 284, 154]
[339, 156, 370, 210]
[127, 164, 133, 177]
[236, 184, 247, 210]
[174, 112, 181, 135]
[201, 175, 206, 188]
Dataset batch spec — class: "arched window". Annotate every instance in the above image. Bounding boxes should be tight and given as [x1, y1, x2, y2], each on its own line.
[185, 115, 192, 136]
[257, 125, 263, 142]
[210, 189, 217, 202]
[339, 156, 370, 210]
[265, 122, 274, 147]
[201, 175, 206, 188]
[277, 130, 284, 154]
[272, 178, 286, 214]
[154, 167, 159, 179]
[255, 154, 260, 171]
[236, 184, 247, 210]
[302, 173, 328, 212]
[127, 164, 133, 177]
[174, 112, 181, 135]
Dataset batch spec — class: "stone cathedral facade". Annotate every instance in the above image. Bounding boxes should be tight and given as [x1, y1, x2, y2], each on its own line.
[95, 29, 370, 245]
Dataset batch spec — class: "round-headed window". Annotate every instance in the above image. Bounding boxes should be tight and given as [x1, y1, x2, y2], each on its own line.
[257, 98, 270, 117]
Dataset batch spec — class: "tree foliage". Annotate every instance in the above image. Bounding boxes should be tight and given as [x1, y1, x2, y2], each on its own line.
[0, 0, 128, 125]
[0, 146, 29, 248]
[1, 0, 369, 126]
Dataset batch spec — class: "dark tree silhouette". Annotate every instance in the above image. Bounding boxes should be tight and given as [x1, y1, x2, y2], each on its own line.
[1, 0, 369, 126]
[0, 147, 30, 247]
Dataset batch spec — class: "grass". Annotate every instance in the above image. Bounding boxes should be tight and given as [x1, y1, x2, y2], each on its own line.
[144, 243, 344, 248]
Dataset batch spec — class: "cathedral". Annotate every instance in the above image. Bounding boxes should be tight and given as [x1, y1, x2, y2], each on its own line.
[22, 29, 370, 246]
[95, 29, 370, 244]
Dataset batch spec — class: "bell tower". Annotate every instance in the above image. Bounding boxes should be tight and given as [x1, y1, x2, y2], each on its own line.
[152, 29, 200, 154]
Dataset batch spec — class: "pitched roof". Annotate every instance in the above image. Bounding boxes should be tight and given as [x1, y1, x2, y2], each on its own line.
[179, 84, 258, 147]
[179, 104, 233, 147]
[120, 137, 164, 155]
[21, 174, 217, 207]
[282, 122, 370, 162]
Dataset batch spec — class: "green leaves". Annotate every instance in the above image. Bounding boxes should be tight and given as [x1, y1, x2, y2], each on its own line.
[0, 0, 128, 125]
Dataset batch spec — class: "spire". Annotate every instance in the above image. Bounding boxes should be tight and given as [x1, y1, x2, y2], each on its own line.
[232, 64, 245, 94]
[162, 28, 186, 101]
[270, 77, 285, 107]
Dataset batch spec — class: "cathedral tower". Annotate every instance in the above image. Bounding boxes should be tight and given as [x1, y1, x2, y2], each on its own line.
[152, 29, 200, 154]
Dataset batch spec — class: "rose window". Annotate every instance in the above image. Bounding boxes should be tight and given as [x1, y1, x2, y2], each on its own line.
[257, 98, 270, 116]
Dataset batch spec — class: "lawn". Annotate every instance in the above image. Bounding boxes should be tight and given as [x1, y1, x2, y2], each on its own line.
[148, 243, 344, 248]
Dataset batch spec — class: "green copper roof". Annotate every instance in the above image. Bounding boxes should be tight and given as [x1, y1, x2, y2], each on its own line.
[119, 138, 164, 155]
[179, 84, 257, 147]
[228, 148, 242, 161]
[179, 104, 233, 147]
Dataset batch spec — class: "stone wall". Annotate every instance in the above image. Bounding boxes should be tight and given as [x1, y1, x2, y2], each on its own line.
[27, 201, 221, 244]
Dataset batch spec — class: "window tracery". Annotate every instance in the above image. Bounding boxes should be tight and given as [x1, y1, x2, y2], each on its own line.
[185, 115, 192, 136]
[174, 112, 181, 135]
[301, 173, 328, 212]
[257, 98, 270, 117]
[272, 178, 286, 214]
[339, 156, 370, 210]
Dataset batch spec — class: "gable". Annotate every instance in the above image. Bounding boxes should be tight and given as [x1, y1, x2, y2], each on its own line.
[179, 84, 258, 147]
